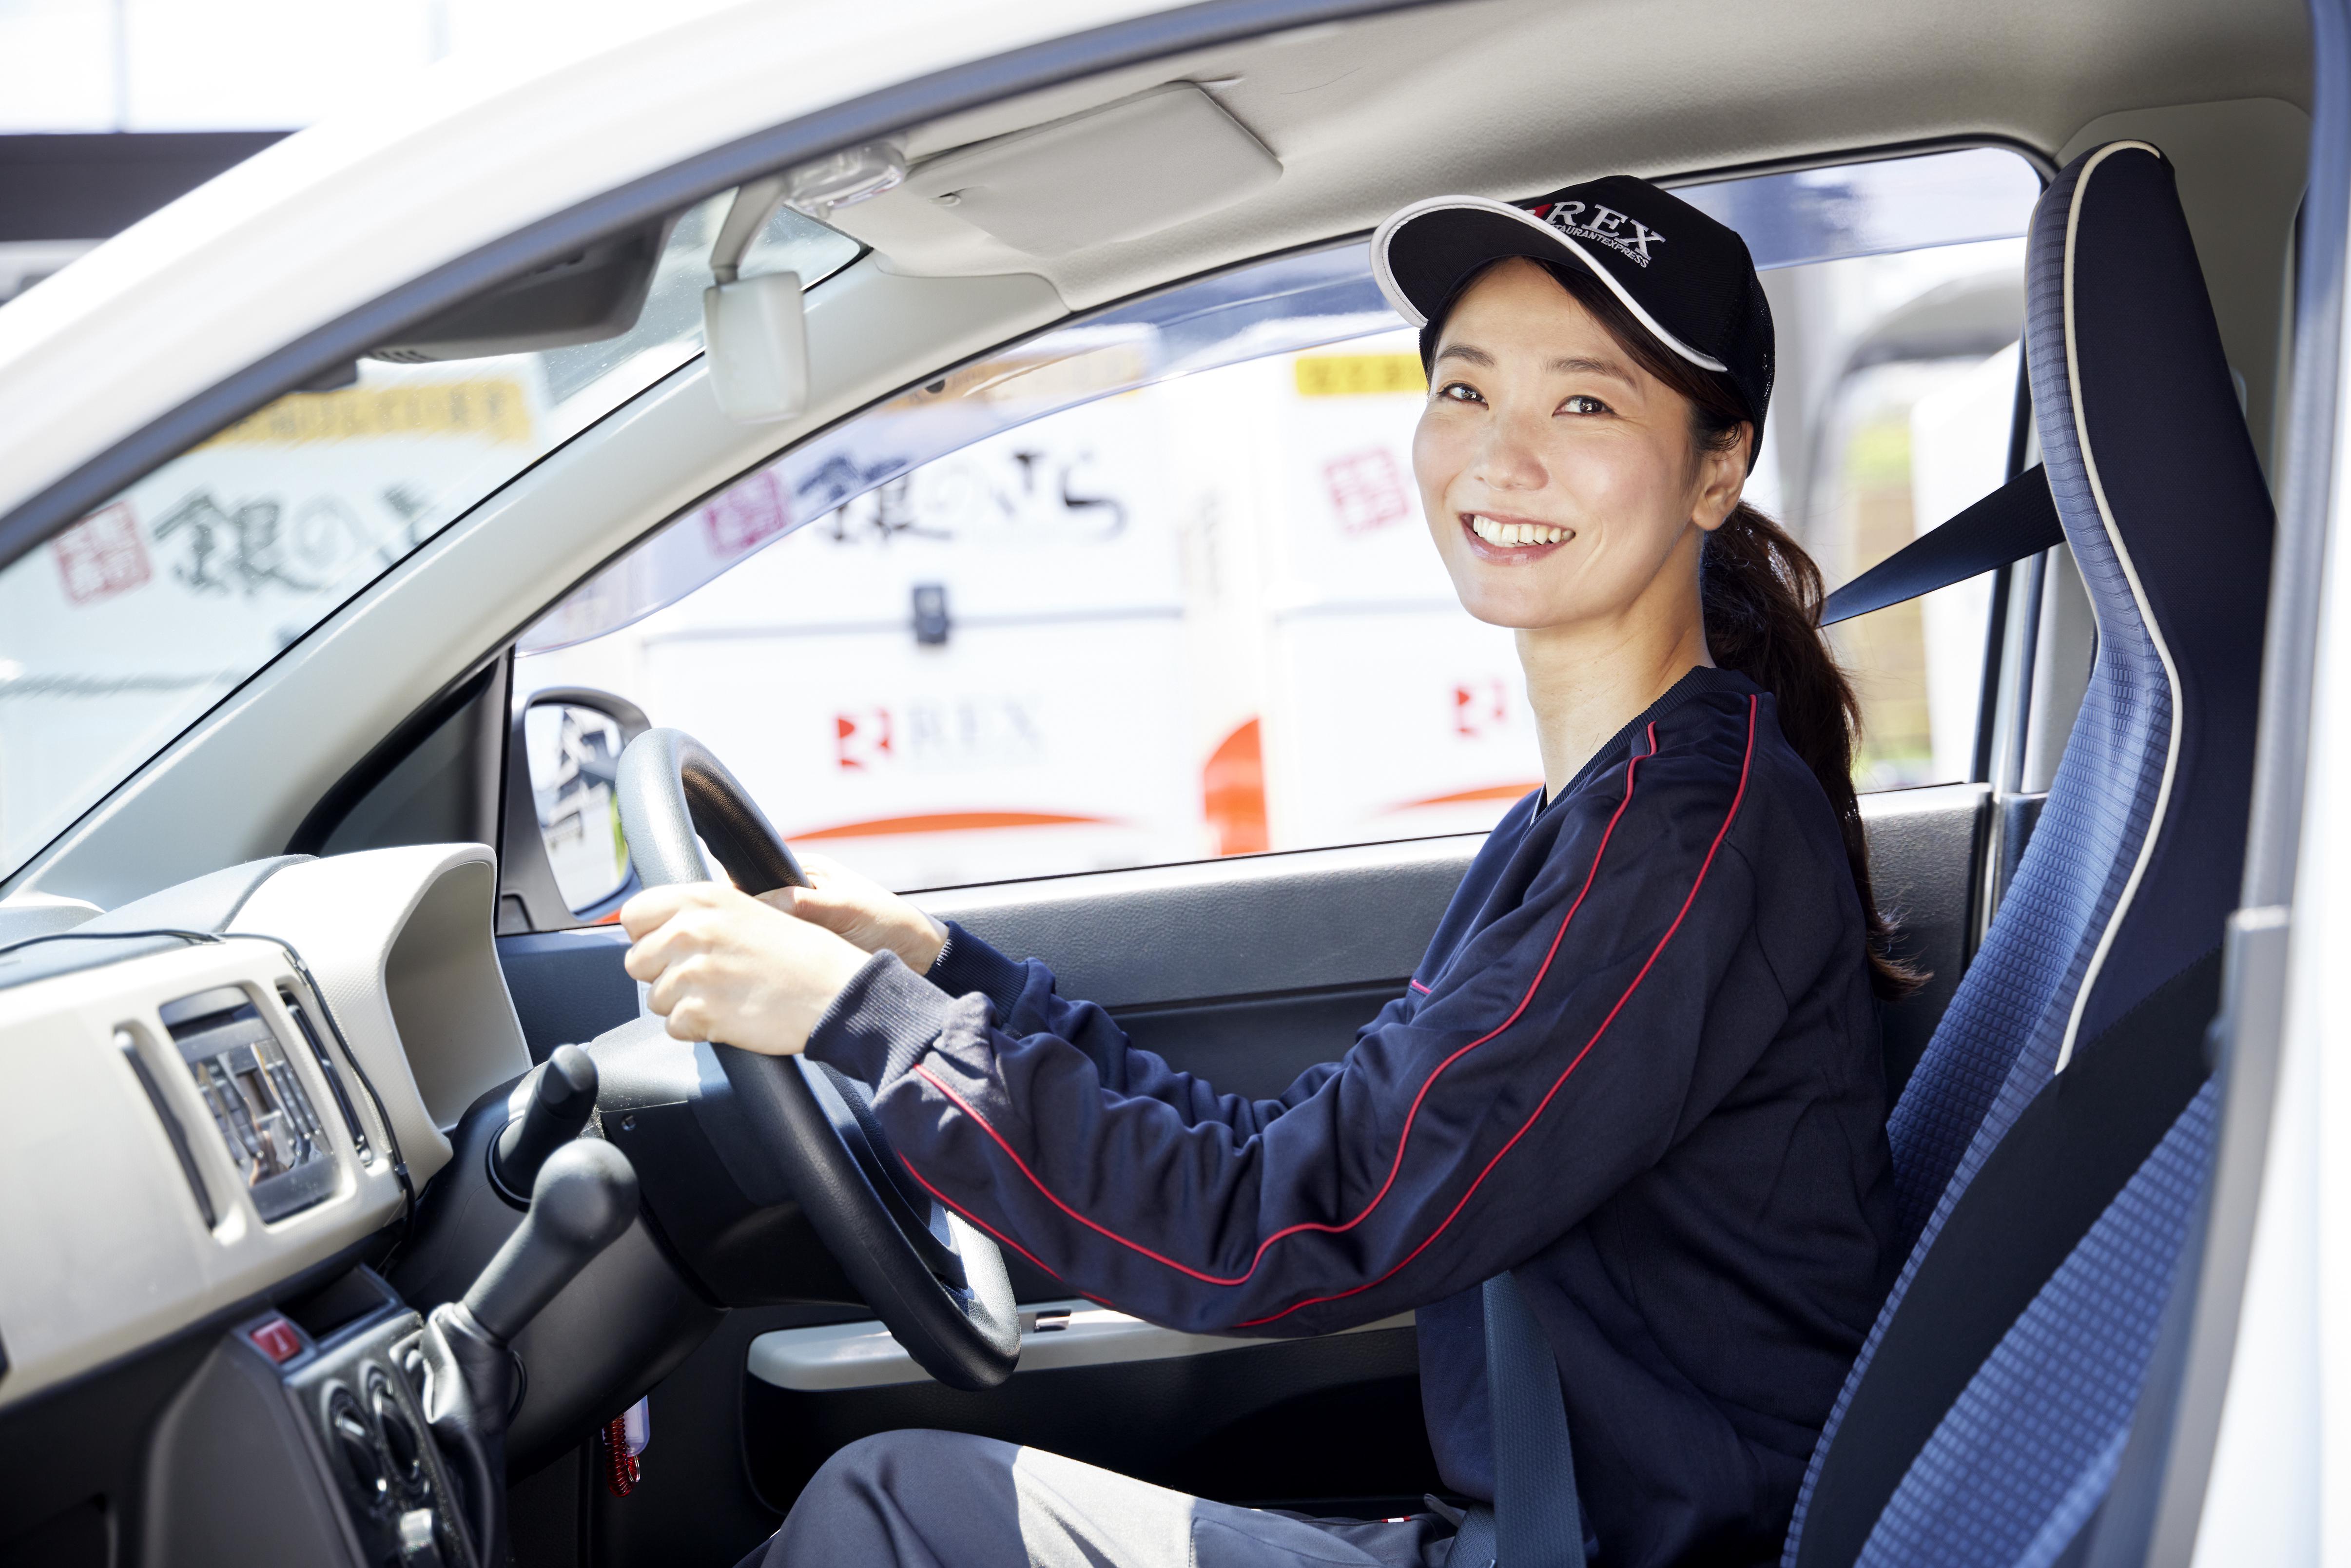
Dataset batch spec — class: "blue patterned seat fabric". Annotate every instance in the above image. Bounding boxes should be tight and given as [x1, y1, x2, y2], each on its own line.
[1852, 1083, 2221, 1568]
[1781, 140, 2274, 1566]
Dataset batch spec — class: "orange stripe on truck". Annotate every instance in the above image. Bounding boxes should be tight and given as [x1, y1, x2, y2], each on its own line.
[1388, 782, 1543, 812]
[792, 811, 1123, 839]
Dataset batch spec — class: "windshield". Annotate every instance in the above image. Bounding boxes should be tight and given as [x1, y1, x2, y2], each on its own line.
[0, 194, 859, 882]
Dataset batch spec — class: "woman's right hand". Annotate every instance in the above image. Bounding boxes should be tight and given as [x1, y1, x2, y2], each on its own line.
[757, 851, 949, 973]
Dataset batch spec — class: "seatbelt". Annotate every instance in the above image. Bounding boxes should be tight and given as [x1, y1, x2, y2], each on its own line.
[1451, 1272, 1587, 1568]
[1818, 464, 2063, 627]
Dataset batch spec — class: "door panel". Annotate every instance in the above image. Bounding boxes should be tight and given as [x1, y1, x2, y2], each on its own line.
[1114, 983, 1411, 1102]
[917, 835, 1481, 1010]
[741, 1322, 1433, 1519]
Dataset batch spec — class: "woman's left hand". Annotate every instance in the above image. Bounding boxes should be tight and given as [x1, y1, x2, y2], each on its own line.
[620, 882, 872, 1055]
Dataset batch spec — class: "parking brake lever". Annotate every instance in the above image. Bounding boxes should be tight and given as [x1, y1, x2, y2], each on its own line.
[420, 1139, 638, 1566]
[490, 1045, 599, 1200]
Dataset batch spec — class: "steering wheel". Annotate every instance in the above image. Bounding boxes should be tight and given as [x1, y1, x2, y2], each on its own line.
[612, 727, 1020, 1390]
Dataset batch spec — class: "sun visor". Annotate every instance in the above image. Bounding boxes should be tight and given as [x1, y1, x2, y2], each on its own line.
[903, 84, 1280, 256]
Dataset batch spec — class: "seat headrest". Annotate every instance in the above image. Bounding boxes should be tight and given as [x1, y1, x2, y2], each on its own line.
[2022, 140, 2273, 1062]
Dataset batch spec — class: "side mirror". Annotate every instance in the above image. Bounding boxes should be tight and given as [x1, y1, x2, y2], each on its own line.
[497, 687, 651, 933]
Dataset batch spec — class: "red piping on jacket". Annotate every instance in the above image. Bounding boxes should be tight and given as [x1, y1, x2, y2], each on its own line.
[904, 697, 1758, 1318]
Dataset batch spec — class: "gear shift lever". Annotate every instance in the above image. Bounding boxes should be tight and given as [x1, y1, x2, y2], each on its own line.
[420, 1139, 638, 1565]
[465, 1135, 637, 1337]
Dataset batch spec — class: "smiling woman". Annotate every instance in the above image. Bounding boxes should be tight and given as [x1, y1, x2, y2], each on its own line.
[619, 169, 1915, 1568]
[1416, 262, 1745, 638]
[1391, 189, 1919, 1000]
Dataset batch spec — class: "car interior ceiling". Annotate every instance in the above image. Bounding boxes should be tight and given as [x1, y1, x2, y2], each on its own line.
[802, 0, 2311, 308]
[0, 1, 2321, 1567]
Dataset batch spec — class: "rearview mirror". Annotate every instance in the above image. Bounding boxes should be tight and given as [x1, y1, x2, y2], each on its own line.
[702, 175, 812, 423]
[704, 269, 809, 423]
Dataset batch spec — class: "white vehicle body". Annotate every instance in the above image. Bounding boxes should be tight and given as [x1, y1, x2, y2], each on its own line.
[0, 0, 2333, 1563]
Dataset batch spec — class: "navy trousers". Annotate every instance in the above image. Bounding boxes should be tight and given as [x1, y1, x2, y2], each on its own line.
[747, 1429, 1459, 1568]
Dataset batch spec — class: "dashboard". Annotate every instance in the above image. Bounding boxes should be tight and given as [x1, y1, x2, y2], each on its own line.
[0, 838, 1416, 1566]
[0, 844, 533, 1566]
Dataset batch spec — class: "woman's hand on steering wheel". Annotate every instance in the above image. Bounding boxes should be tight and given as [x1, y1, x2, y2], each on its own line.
[612, 728, 1022, 1387]
[755, 851, 950, 973]
[620, 882, 870, 1055]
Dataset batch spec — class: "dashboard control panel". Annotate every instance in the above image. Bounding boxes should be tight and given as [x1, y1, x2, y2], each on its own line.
[250, 1273, 476, 1568]
[161, 985, 336, 1222]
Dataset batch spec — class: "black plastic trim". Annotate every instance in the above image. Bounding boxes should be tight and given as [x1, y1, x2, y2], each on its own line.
[497, 686, 649, 934]
[1972, 346, 2041, 785]
[0, 1230, 386, 1562]
[282, 987, 370, 1161]
[1657, 132, 2060, 190]
[286, 651, 506, 856]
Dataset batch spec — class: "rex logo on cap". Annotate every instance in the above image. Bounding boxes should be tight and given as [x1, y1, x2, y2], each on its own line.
[1533, 200, 1667, 267]
[1370, 172, 1775, 454]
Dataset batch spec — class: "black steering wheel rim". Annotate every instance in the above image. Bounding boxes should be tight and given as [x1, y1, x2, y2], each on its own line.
[613, 727, 1020, 1391]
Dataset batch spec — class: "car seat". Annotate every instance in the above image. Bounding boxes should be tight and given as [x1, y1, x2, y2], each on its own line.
[1780, 141, 2276, 1566]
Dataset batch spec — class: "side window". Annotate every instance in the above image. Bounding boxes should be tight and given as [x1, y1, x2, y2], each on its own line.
[1775, 269, 2023, 790]
[1693, 154, 2040, 790]
[519, 148, 2039, 894]
[526, 329, 1512, 892]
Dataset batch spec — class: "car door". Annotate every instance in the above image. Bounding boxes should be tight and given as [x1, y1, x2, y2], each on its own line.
[435, 143, 2059, 1568]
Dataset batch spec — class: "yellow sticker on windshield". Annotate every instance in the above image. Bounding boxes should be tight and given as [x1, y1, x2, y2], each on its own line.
[1293, 353, 1425, 398]
[198, 376, 535, 448]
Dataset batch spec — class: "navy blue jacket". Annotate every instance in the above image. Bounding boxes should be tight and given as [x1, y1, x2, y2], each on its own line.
[807, 666, 1898, 1567]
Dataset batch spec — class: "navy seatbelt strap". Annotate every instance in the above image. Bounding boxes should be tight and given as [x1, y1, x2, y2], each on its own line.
[1452, 1272, 1586, 1568]
[1819, 464, 2062, 627]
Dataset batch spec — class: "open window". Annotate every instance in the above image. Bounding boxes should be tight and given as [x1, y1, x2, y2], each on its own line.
[506, 144, 2045, 918]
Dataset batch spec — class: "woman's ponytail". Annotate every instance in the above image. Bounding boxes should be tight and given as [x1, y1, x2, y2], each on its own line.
[1699, 507, 1922, 1000]
[1537, 261, 1924, 1001]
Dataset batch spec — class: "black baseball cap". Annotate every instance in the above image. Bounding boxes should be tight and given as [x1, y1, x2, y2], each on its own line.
[1372, 175, 1775, 459]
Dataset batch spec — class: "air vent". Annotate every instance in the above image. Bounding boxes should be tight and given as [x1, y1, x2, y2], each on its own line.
[163, 988, 335, 1223]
